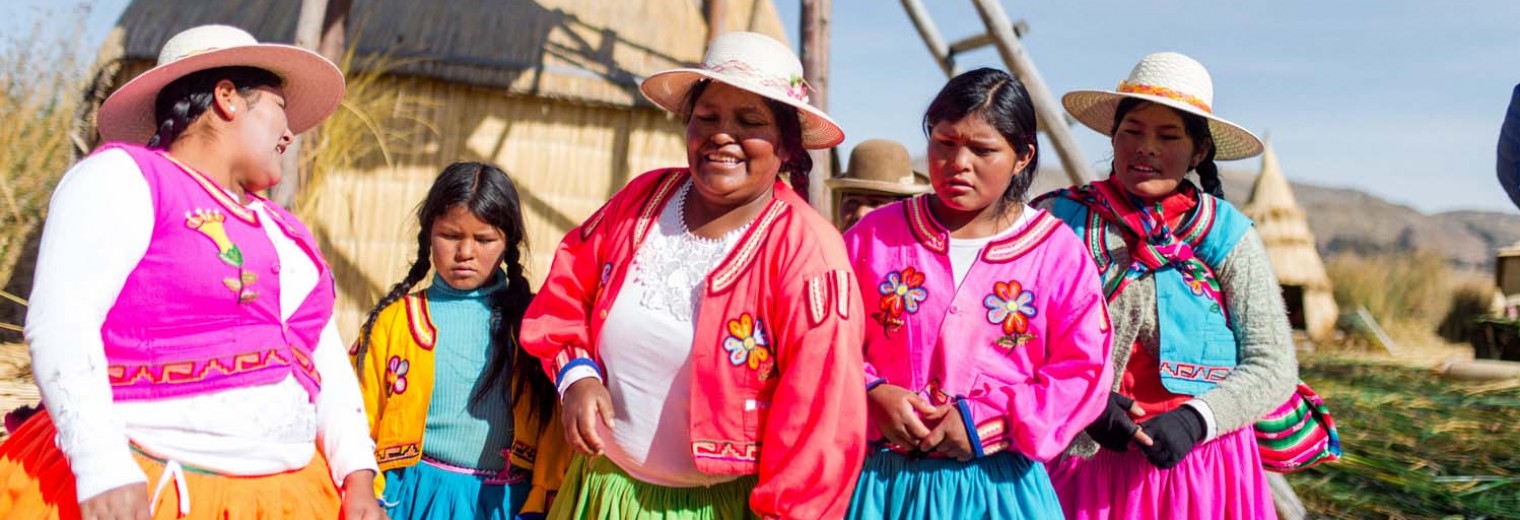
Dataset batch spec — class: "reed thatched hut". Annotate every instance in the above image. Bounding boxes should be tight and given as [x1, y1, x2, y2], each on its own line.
[1242, 139, 1339, 342]
[84, 0, 787, 340]
[1494, 242, 1520, 312]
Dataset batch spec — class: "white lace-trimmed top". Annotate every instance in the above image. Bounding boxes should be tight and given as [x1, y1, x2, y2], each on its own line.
[24, 149, 376, 501]
[597, 181, 749, 487]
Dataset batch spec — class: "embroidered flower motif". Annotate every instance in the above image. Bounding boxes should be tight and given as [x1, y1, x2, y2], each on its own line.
[984, 280, 1038, 349]
[722, 313, 774, 380]
[1177, 261, 1227, 315]
[600, 262, 613, 288]
[221, 270, 259, 304]
[386, 355, 410, 395]
[922, 378, 953, 407]
[185, 208, 243, 267]
[879, 268, 928, 315]
[872, 267, 927, 336]
[187, 207, 258, 304]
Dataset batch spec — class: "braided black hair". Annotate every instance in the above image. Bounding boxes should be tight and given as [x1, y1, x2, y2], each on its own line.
[1111, 97, 1223, 198]
[146, 66, 281, 149]
[356, 162, 555, 430]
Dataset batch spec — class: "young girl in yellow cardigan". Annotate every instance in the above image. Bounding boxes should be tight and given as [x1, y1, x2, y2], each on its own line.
[352, 162, 570, 519]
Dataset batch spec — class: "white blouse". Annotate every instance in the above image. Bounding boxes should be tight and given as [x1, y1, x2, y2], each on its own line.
[24, 149, 376, 501]
[596, 181, 746, 487]
[946, 203, 1034, 287]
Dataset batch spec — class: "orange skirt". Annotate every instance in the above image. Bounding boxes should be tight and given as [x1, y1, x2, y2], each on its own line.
[0, 412, 341, 519]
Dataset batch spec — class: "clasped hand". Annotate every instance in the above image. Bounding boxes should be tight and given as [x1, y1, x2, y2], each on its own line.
[866, 384, 974, 461]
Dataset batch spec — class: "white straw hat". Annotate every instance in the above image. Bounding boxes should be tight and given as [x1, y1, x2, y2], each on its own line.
[98, 24, 345, 144]
[1062, 52, 1263, 160]
[640, 32, 844, 149]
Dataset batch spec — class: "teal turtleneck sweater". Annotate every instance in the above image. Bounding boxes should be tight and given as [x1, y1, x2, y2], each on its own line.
[422, 272, 514, 471]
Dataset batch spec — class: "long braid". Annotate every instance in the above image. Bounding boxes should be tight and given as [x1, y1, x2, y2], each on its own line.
[147, 97, 196, 149]
[143, 66, 281, 149]
[507, 247, 554, 432]
[1195, 145, 1224, 198]
[354, 228, 431, 374]
[476, 272, 510, 404]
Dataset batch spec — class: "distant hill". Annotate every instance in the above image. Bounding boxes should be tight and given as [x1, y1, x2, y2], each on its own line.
[912, 163, 1520, 271]
[1219, 170, 1520, 271]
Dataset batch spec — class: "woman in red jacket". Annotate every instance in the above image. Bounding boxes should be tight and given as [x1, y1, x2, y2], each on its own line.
[520, 32, 867, 520]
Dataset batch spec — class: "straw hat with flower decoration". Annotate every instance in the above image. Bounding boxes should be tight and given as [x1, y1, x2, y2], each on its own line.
[639, 31, 844, 150]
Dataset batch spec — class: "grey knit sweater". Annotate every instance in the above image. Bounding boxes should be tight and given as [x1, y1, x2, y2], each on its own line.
[1034, 198, 1299, 458]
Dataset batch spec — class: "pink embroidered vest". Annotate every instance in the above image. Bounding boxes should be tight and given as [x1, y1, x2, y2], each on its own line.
[98, 143, 331, 402]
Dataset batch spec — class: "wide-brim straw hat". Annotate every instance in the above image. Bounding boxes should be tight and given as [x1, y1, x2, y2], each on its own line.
[98, 24, 345, 145]
[826, 139, 931, 196]
[640, 32, 844, 149]
[1062, 52, 1262, 161]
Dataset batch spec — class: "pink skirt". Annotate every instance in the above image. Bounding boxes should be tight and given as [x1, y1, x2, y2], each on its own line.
[1047, 427, 1276, 520]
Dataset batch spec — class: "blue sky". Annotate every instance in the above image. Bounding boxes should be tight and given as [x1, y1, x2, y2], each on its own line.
[8, 0, 1520, 214]
[776, 1, 1520, 215]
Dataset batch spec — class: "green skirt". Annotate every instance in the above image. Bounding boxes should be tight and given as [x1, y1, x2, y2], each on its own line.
[548, 455, 759, 520]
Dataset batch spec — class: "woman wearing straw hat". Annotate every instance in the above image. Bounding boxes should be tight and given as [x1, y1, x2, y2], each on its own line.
[1033, 52, 1297, 519]
[0, 25, 383, 519]
[521, 31, 866, 519]
[826, 139, 931, 230]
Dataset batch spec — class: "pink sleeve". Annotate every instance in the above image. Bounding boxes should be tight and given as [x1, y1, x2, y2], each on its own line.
[521, 199, 616, 383]
[960, 255, 1114, 462]
[842, 225, 887, 390]
[750, 264, 868, 519]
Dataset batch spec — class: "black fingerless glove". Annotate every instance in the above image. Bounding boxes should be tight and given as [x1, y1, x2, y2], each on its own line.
[1138, 405, 1206, 469]
[1084, 392, 1141, 452]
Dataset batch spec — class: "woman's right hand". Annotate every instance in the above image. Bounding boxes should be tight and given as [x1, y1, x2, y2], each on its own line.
[866, 384, 939, 450]
[1084, 391, 1153, 452]
[561, 378, 615, 456]
[80, 483, 150, 520]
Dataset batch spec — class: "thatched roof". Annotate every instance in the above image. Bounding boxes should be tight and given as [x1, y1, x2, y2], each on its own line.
[1501, 243, 1520, 258]
[111, 0, 785, 108]
[1244, 139, 1333, 288]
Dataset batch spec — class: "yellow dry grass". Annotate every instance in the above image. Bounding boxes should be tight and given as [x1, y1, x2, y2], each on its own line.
[0, 14, 85, 292]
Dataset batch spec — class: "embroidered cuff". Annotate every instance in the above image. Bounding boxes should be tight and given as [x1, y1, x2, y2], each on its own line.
[1184, 399, 1219, 442]
[954, 397, 984, 458]
[551, 345, 599, 391]
[556, 362, 602, 398]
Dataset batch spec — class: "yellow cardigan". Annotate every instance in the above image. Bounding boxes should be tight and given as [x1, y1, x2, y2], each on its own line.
[353, 292, 571, 514]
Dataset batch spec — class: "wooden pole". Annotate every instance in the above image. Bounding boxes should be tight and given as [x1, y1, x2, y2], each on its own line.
[969, 0, 1092, 186]
[800, 0, 832, 213]
[706, 0, 726, 43]
[317, 0, 351, 65]
[274, 0, 331, 207]
[899, 0, 956, 77]
[1267, 473, 1307, 520]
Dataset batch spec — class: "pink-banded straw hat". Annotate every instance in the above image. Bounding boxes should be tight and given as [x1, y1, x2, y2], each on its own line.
[97, 24, 345, 145]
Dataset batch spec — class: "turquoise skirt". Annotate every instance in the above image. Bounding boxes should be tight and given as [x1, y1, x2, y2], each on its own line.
[847, 449, 1064, 520]
[382, 459, 531, 520]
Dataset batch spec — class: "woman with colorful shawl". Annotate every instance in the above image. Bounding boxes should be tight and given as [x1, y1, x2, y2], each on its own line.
[1035, 52, 1298, 519]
